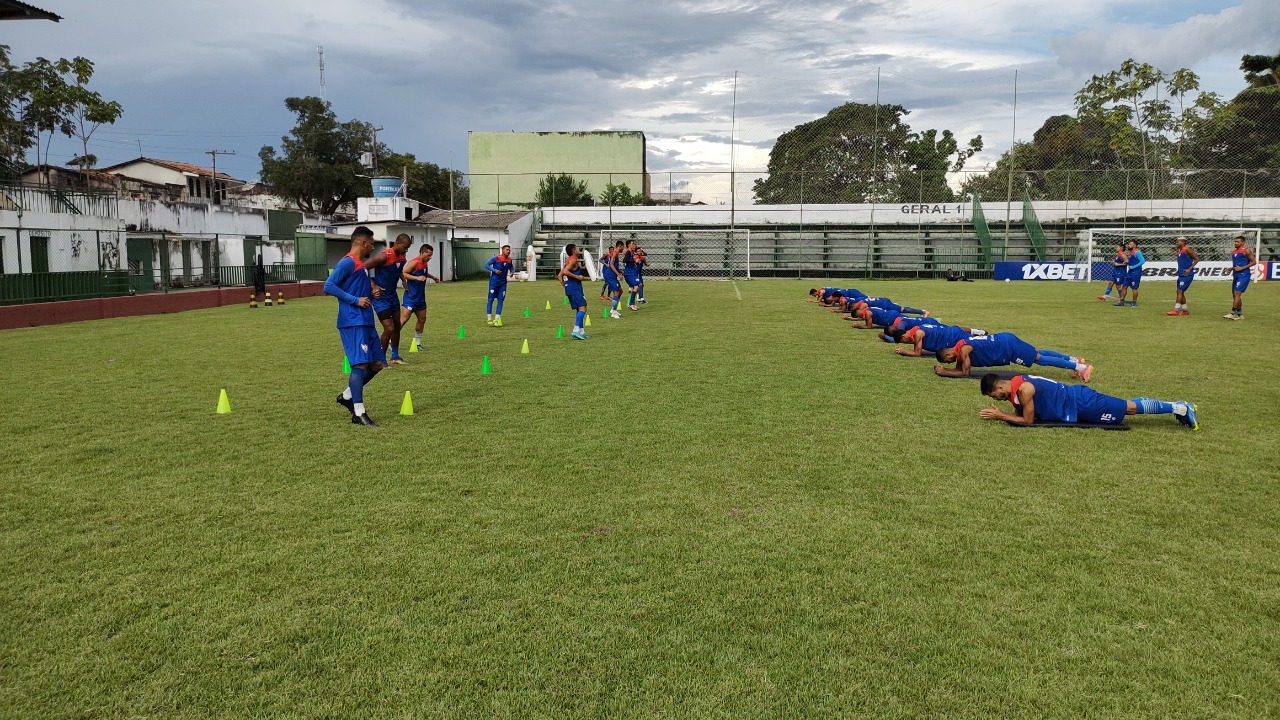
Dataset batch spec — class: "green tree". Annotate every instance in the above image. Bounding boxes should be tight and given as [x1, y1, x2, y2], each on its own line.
[1184, 50, 1280, 197]
[14, 56, 77, 172]
[0, 45, 33, 170]
[535, 173, 593, 207]
[751, 102, 980, 204]
[597, 181, 646, 206]
[65, 56, 122, 172]
[259, 97, 377, 215]
[379, 151, 469, 210]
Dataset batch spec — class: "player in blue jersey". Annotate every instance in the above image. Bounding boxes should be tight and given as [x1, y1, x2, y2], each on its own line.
[851, 297, 928, 318]
[1224, 235, 1257, 320]
[558, 243, 589, 340]
[831, 289, 870, 313]
[324, 226, 389, 426]
[808, 287, 841, 304]
[849, 303, 904, 329]
[1114, 239, 1145, 307]
[370, 234, 411, 365]
[600, 240, 625, 318]
[1096, 244, 1128, 301]
[888, 322, 975, 357]
[399, 244, 440, 350]
[622, 240, 643, 311]
[933, 332, 1093, 381]
[484, 244, 515, 327]
[979, 373, 1198, 430]
[635, 246, 648, 304]
[1168, 237, 1200, 316]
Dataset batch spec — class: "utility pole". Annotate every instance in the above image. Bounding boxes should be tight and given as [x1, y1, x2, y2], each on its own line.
[368, 124, 384, 173]
[317, 46, 326, 101]
[206, 149, 235, 205]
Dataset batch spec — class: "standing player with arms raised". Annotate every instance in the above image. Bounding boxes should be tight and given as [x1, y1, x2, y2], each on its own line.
[559, 243, 589, 341]
[1224, 235, 1257, 320]
[400, 244, 440, 350]
[1168, 237, 1200, 316]
[325, 226, 388, 426]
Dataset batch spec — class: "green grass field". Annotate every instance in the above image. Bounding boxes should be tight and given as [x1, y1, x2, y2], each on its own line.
[2, 278, 1278, 718]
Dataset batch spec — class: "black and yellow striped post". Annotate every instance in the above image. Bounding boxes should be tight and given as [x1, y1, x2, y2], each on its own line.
[264, 292, 273, 307]
[277, 291, 285, 307]
[249, 293, 258, 308]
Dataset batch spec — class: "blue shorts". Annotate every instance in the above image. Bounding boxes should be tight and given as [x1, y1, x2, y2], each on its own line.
[623, 272, 641, 288]
[1071, 386, 1128, 425]
[1176, 274, 1193, 291]
[604, 275, 621, 294]
[340, 325, 386, 367]
[565, 286, 586, 309]
[488, 282, 507, 299]
[402, 293, 426, 313]
[1233, 275, 1251, 293]
[1112, 270, 1126, 285]
[1126, 270, 1143, 289]
[1008, 338, 1039, 368]
[372, 293, 400, 316]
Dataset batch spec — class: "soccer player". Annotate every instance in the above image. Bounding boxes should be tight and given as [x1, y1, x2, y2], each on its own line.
[602, 240, 625, 318]
[1096, 244, 1128, 301]
[399, 244, 440, 350]
[324, 226, 388, 426]
[1168, 237, 1200, 316]
[371, 233, 411, 365]
[484, 244, 515, 326]
[623, 240, 643, 311]
[635, 247, 648, 304]
[1224, 235, 1257, 320]
[1114, 239, 1145, 307]
[933, 332, 1093, 381]
[832, 289, 870, 313]
[978, 373, 1198, 430]
[853, 297, 928, 317]
[849, 303, 904, 329]
[558, 243, 589, 340]
[888, 322, 975, 357]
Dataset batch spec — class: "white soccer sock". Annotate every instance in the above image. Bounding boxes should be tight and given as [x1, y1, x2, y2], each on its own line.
[1173, 403, 1187, 416]
[1074, 362, 1086, 371]
[574, 325, 582, 333]
[414, 332, 422, 342]
[342, 388, 353, 400]
[971, 328, 986, 336]
[354, 402, 366, 416]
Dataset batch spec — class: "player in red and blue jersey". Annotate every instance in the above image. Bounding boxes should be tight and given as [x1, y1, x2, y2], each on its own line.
[1168, 237, 1200, 316]
[635, 246, 648, 304]
[1225, 235, 1256, 320]
[558, 243, 589, 340]
[484, 244, 515, 327]
[979, 373, 1198, 430]
[933, 332, 1093, 381]
[1114, 240, 1145, 307]
[849, 303, 903, 329]
[371, 234, 411, 365]
[622, 240, 643, 311]
[888, 322, 974, 357]
[399, 244, 440, 350]
[852, 297, 928, 317]
[1096, 244, 1128, 301]
[601, 241, 625, 318]
[324, 226, 389, 426]
[831, 289, 870, 313]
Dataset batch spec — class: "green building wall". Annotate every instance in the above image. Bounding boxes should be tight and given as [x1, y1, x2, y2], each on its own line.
[468, 131, 647, 210]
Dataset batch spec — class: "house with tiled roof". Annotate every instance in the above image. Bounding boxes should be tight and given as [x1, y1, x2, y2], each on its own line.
[98, 157, 243, 205]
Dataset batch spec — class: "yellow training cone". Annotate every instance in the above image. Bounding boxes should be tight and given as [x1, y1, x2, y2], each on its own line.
[521, 339, 530, 354]
[400, 391, 414, 416]
[216, 389, 231, 414]
[545, 301, 551, 310]
[408, 340, 419, 353]
[584, 314, 592, 327]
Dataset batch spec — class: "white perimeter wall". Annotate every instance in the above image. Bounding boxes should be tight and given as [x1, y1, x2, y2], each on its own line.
[0, 209, 126, 273]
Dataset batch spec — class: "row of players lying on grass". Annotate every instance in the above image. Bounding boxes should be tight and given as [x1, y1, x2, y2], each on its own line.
[1096, 235, 1257, 319]
[807, 286, 1199, 429]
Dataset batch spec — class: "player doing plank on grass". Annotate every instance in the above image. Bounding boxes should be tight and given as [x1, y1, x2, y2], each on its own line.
[933, 332, 1093, 381]
[979, 373, 1198, 430]
[325, 226, 389, 426]
[1224, 235, 1256, 321]
[887, 322, 975, 357]
[1168, 237, 1200, 316]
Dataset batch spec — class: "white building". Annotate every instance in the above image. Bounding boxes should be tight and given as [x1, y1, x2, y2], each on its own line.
[418, 209, 534, 253]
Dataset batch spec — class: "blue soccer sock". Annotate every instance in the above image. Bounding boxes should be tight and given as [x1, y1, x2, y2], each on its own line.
[348, 368, 367, 403]
[629, 291, 637, 305]
[1035, 354, 1078, 370]
[1131, 397, 1175, 415]
[495, 293, 505, 316]
[1039, 349, 1071, 360]
[612, 297, 620, 311]
[638, 285, 645, 299]
[902, 306, 926, 316]
[574, 310, 585, 329]
[1104, 286, 1113, 296]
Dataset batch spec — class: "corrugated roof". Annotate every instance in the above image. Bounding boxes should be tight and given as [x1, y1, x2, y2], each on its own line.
[417, 209, 531, 228]
[0, 0, 62, 21]
[99, 157, 241, 182]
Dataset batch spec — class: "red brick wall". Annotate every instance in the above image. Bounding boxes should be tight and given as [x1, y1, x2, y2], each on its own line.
[0, 282, 327, 330]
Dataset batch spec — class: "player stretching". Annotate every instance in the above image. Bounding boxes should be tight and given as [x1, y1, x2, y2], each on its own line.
[1225, 235, 1257, 320]
[635, 247, 648, 304]
[979, 373, 1198, 430]
[484, 244, 514, 327]
[1096, 244, 1128, 301]
[400, 244, 440, 350]
[933, 332, 1093, 381]
[1168, 237, 1200, 316]
[849, 303, 904, 329]
[325, 226, 388, 426]
[372, 234, 411, 365]
[602, 240, 625, 318]
[888, 322, 974, 357]
[559, 243, 589, 340]
[623, 240, 643, 311]
[1114, 240, 1145, 307]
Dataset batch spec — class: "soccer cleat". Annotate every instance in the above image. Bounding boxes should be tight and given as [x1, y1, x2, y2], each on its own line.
[351, 413, 379, 427]
[1179, 310, 1189, 316]
[1078, 364, 1094, 383]
[638, 299, 648, 305]
[389, 358, 406, 366]
[1167, 309, 1181, 316]
[336, 394, 355, 415]
[599, 295, 609, 301]
[610, 310, 622, 319]
[486, 319, 494, 326]
[1222, 312, 1235, 319]
[570, 330, 587, 340]
[494, 317, 503, 327]
[1113, 301, 1127, 307]
[1182, 402, 1199, 431]
[415, 341, 424, 350]
[1128, 302, 1138, 307]
[628, 304, 639, 311]
[1096, 295, 1109, 301]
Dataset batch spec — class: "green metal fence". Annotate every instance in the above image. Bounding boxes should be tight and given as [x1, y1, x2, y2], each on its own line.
[0, 270, 130, 306]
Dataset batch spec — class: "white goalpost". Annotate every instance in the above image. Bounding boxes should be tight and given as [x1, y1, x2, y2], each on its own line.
[1075, 227, 1262, 282]
[598, 229, 752, 280]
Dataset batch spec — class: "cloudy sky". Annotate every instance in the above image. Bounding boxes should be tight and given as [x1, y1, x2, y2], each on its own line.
[6, 0, 1278, 203]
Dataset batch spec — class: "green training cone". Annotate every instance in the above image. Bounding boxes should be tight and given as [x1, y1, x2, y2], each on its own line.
[556, 325, 564, 338]
[400, 391, 414, 416]
[216, 388, 231, 414]
[343, 356, 352, 374]
[521, 339, 530, 354]
[481, 355, 492, 375]
[524, 307, 531, 317]
[602, 308, 608, 319]
[457, 325, 466, 339]
[545, 301, 551, 310]
[563, 297, 569, 305]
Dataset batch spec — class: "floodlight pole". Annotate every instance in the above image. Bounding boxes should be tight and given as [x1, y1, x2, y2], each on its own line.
[730, 70, 738, 231]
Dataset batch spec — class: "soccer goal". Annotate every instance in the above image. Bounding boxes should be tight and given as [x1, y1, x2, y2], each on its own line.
[1074, 227, 1262, 282]
[598, 229, 752, 280]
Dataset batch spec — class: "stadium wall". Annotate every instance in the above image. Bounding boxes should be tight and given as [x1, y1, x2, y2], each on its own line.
[469, 131, 647, 211]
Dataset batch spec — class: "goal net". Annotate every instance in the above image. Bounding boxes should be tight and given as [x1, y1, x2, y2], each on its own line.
[599, 229, 751, 280]
[1075, 227, 1262, 282]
